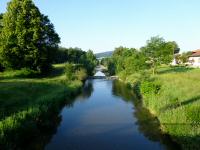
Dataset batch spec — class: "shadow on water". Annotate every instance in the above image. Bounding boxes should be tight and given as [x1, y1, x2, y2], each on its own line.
[112, 80, 181, 150]
[1, 81, 94, 150]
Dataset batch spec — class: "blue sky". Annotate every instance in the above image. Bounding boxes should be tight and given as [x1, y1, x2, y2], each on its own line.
[0, 0, 200, 53]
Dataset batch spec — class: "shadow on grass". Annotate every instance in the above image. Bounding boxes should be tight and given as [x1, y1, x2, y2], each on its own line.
[0, 65, 65, 80]
[158, 66, 193, 75]
[0, 81, 68, 120]
[160, 95, 200, 112]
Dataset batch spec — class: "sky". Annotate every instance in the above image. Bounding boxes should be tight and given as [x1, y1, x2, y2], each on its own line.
[0, 0, 200, 53]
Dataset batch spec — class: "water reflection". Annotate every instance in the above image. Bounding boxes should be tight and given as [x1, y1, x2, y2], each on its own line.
[12, 79, 183, 150]
[10, 82, 94, 150]
[44, 79, 180, 150]
[112, 80, 180, 150]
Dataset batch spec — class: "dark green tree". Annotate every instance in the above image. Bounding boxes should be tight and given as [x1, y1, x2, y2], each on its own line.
[0, 13, 4, 71]
[85, 50, 97, 75]
[0, 13, 3, 32]
[0, 0, 60, 72]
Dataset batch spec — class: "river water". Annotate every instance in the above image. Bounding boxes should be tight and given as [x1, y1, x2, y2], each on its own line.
[45, 79, 179, 150]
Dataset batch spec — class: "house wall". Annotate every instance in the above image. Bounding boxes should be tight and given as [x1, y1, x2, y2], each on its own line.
[189, 57, 200, 67]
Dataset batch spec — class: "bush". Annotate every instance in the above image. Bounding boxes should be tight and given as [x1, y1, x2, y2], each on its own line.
[65, 63, 74, 81]
[75, 68, 87, 81]
[140, 78, 161, 95]
[0, 63, 4, 72]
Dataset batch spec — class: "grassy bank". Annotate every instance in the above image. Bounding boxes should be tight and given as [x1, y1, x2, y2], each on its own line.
[120, 66, 200, 150]
[0, 64, 84, 149]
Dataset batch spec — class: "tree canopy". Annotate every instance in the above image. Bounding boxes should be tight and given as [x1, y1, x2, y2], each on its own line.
[102, 36, 180, 77]
[141, 36, 179, 74]
[54, 47, 97, 75]
[0, 0, 60, 72]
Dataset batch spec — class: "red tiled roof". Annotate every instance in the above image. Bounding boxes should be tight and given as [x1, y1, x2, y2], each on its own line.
[191, 49, 200, 57]
[193, 49, 200, 52]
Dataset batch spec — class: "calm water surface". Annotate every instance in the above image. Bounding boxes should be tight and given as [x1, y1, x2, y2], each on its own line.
[45, 79, 179, 150]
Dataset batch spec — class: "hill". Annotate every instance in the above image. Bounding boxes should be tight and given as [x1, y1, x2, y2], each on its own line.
[95, 51, 113, 58]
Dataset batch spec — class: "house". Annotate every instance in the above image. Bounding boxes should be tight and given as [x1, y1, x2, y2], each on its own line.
[188, 49, 200, 67]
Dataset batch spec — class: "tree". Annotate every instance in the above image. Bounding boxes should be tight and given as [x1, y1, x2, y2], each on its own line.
[65, 63, 74, 81]
[0, 13, 4, 71]
[141, 36, 178, 75]
[180, 51, 192, 63]
[84, 50, 97, 75]
[0, 0, 60, 72]
[0, 13, 3, 32]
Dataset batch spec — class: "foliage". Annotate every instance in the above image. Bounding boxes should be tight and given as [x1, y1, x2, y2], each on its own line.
[75, 68, 87, 81]
[65, 63, 74, 81]
[65, 63, 89, 82]
[105, 36, 180, 77]
[103, 46, 149, 76]
[141, 36, 179, 75]
[140, 78, 161, 95]
[54, 47, 97, 75]
[0, 13, 3, 32]
[0, 13, 3, 71]
[101, 57, 115, 75]
[0, 0, 60, 72]
[180, 51, 193, 63]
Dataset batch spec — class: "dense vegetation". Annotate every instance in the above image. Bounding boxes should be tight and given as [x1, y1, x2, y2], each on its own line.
[102, 36, 200, 149]
[54, 47, 97, 76]
[0, 0, 97, 149]
[0, 0, 60, 73]
[101, 36, 179, 77]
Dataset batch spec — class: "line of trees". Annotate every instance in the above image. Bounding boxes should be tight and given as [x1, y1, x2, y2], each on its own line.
[0, 0, 97, 75]
[55, 47, 97, 76]
[101, 36, 180, 77]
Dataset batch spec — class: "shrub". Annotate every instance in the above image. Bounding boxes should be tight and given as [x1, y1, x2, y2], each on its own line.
[65, 63, 74, 81]
[75, 68, 87, 81]
[140, 78, 161, 96]
[0, 63, 4, 72]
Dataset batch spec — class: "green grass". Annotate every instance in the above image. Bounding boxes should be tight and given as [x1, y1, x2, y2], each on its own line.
[0, 64, 83, 149]
[119, 66, 200, 149]
[138, 66, 200, 150]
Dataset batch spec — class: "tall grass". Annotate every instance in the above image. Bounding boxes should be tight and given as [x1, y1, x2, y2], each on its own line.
[0, 64, 83, 149]
[119, 66, 200, 149]
[139, 66, 200, 149]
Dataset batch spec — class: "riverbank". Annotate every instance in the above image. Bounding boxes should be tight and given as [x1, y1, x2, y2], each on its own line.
[0, 64, 84, 149]
[118, 66, 200, 150]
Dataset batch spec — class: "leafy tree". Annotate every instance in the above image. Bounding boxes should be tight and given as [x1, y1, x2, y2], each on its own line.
[75, 68, 87, 81]
[0, 13, 3, 32]
[85, 50, 97, 75]
[0, 13, 4, 71]
[65, 63, 74, 81]
[141, 36, 179, 75]
[0, 0, 60, 72]
[180, 51, 192, 63]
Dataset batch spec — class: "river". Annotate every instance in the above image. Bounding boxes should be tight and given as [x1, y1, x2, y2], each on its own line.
[44, 79, 179, 150]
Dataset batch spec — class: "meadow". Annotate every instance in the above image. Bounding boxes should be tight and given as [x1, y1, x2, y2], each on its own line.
[137, 66, 200, 150]
[116, 65, 200, 149]
[0, 64, 83, 149]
